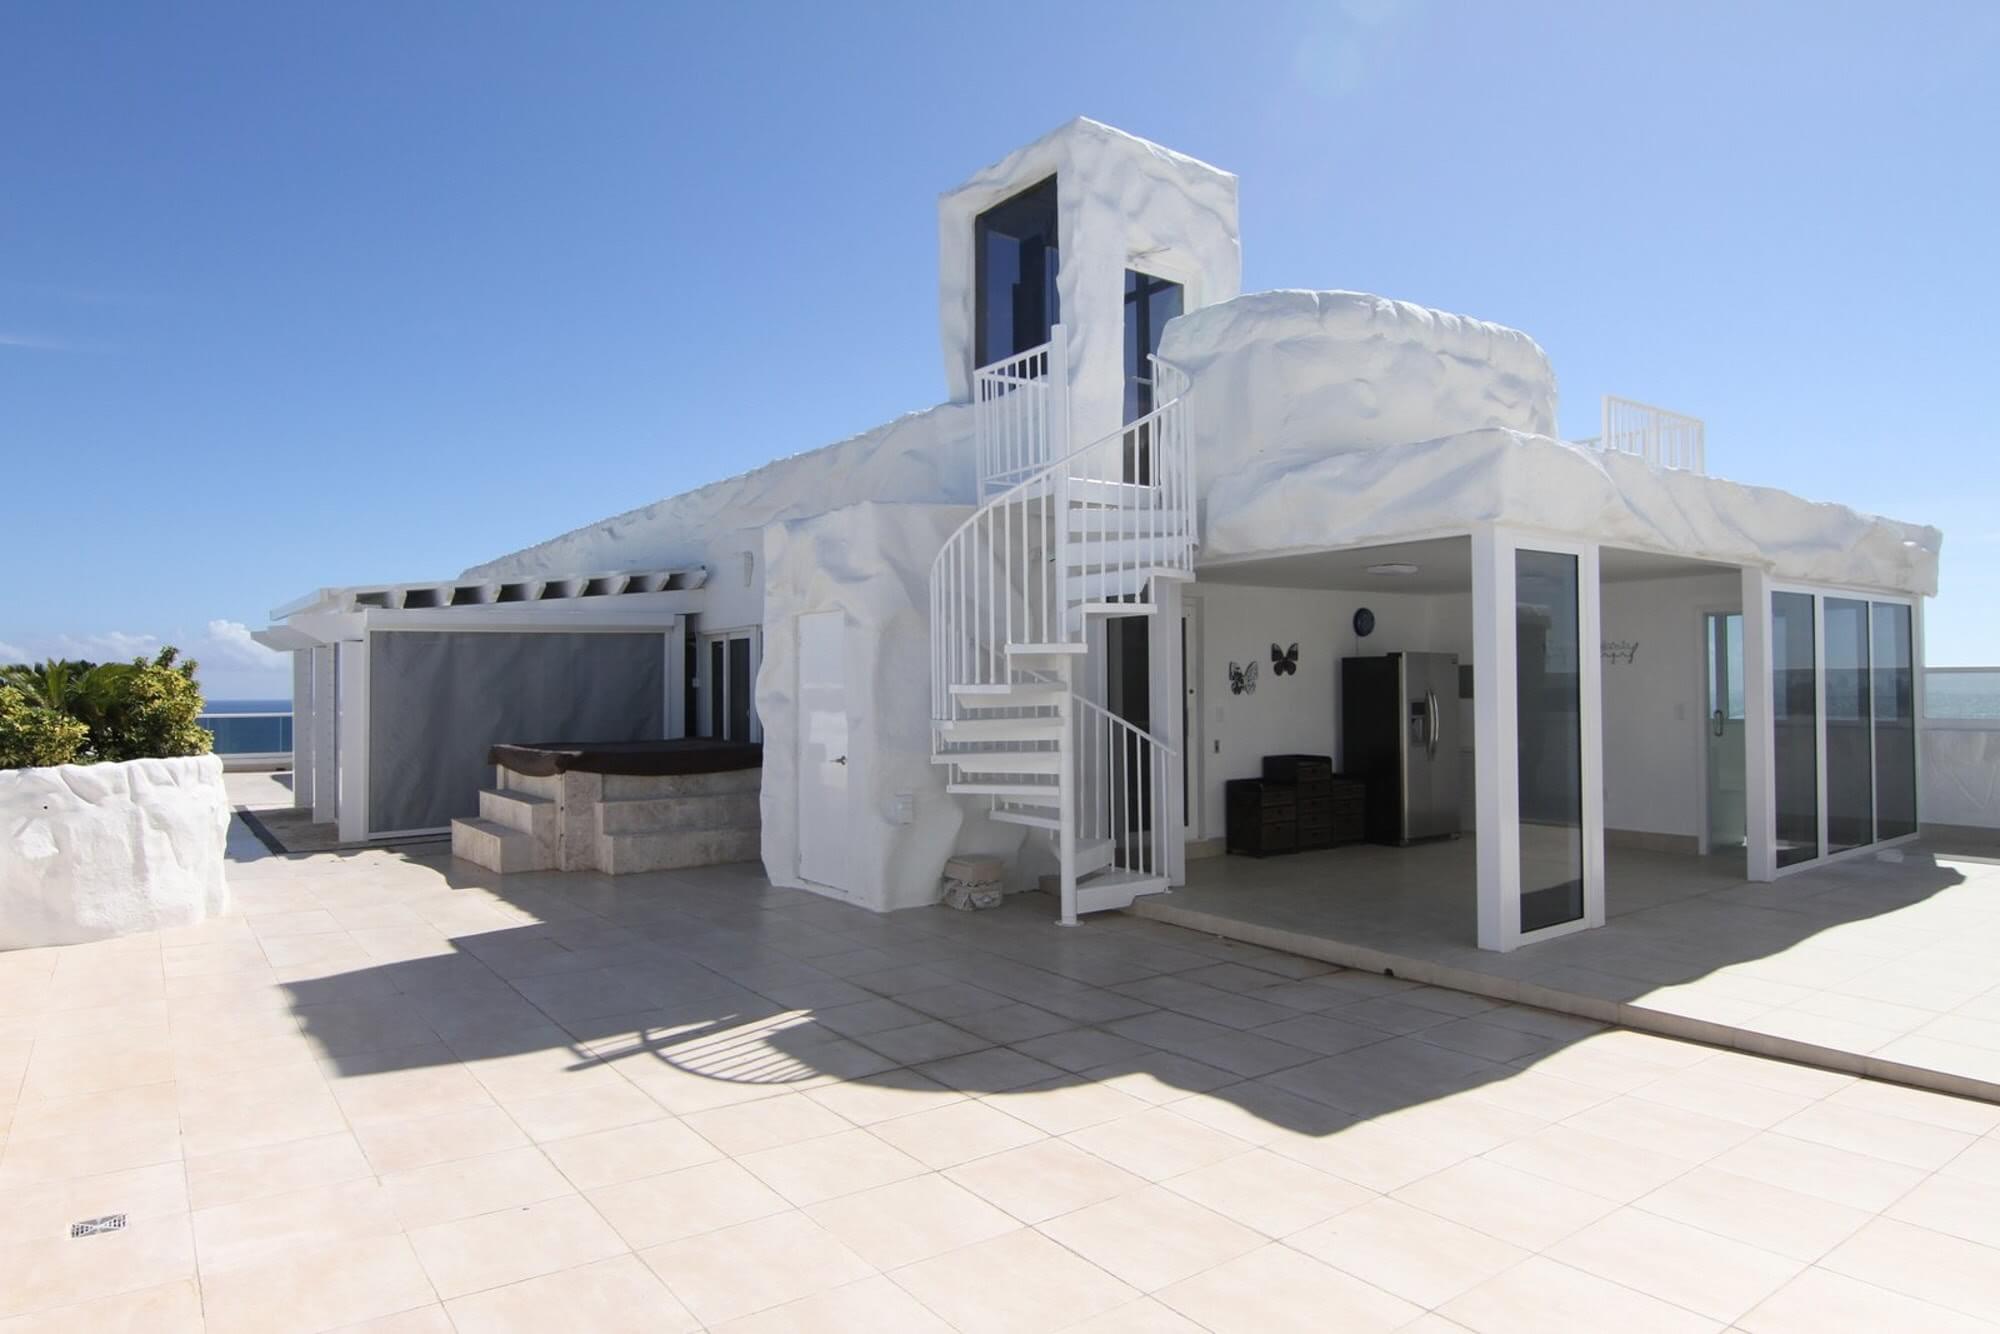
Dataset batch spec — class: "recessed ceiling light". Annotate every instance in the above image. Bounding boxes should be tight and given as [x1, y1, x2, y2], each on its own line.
[1367, 562, 1420, 577]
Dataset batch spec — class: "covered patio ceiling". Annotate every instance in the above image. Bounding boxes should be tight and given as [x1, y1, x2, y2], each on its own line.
[1198, 536, 1740, 594]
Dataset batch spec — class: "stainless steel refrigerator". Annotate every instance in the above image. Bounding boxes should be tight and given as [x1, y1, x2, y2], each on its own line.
[1341, 652, 1461, 845]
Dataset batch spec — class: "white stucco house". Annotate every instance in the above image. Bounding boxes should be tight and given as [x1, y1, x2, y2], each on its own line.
[259, 118, 1940, 953]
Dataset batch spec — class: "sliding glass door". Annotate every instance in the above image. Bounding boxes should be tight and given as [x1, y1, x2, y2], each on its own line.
[1824, 598, 1872, 855]
[1873, 604, 1918, 840]
[1768, 588, 1918, 871]
[1772, 592, 1819, 868]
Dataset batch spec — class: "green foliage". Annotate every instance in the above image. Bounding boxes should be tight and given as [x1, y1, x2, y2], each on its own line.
[0, 648, 212, 767]
[0, 683, 89, 768]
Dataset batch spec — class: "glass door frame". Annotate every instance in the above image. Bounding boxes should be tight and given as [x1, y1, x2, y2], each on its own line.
[1694, 605, 1747, 856]
[1470, 527, 1605, 952]
[697, 627, 763, 744]
[1761, 580, 1922, 878]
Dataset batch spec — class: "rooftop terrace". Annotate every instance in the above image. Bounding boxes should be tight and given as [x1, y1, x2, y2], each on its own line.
[1, 795, 1996, 1330]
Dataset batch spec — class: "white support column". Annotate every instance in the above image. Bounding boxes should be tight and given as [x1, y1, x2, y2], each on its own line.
[1579, 542, 1606, 929]
[1471, 526, 1519, 951]
[1912, 596, 1927, 830]
[290, 649, 315, 811]
[1150, 577, 1187, 886]
[336, 638, 370, 844]
[1741, 566, 1777, 881]
[666, 616, 687, 740]
[311, 646, 339, 826]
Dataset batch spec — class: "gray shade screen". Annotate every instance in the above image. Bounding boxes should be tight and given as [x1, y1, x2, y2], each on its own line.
[368, 630, 664, 833]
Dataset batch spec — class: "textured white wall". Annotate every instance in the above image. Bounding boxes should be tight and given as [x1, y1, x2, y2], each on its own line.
[1199, 427, 1940, 595]
[758, 502, 984, 912]
[0, 754, 231, 948]
[1161, 290, 1558, 490]
[938, 116, 1241, 451]
[463, 403, 976, 590]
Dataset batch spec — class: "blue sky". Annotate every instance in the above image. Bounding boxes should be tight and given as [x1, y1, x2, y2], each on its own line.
[4, 1, 1996, 699]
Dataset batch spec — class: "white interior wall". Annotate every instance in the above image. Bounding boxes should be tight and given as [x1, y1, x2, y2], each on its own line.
[1191, 582, 1454, 841]
[1597, 571, 1742, 841]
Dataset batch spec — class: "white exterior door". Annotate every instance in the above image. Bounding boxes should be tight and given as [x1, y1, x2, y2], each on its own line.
[797, 612, 848, 890]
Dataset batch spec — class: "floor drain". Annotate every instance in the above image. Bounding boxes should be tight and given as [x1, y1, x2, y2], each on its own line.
[70, 1214, 126, 1238]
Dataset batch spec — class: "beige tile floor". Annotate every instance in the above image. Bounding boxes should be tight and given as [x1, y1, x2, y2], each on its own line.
[1145, 835, 2000, 1098]
[1, 825, 1998, 1332]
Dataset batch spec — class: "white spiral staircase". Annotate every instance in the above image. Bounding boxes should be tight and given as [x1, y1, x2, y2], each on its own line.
[931, 326, 1194, 924]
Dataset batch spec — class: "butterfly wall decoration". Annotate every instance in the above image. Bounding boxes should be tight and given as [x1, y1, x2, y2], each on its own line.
[1227, 660, 1258, 695]
[1270, 642, 1300, 677]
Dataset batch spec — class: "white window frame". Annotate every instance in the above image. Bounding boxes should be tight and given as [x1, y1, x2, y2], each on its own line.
[697, 627, 763, 743]
[1473, 527, 1605, 952]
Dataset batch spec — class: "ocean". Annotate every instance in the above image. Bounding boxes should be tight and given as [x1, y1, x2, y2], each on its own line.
[198, 699, 293, 755]
[1926, 672, 2000, 721]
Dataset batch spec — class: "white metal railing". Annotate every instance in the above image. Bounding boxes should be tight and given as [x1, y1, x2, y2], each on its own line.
[1592, 395, 1706, 473]
[931, 348, 1194, 719]
[974, 337, 1058, 499]
[1073, 696, 1178, 887]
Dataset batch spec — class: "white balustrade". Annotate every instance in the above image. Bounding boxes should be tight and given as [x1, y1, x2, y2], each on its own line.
[1593, 395, 1707, 473]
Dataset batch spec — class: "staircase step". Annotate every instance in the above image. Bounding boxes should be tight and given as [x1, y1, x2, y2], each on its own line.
[1066, 567, 1172, 602]
[990, 808, 1059, 831]
[951, 682, 1067, 705]
[1076, 837, 1115, 878]
[932, 749, 1061, 774]
[1006, 642, 1090, 658]
[947, 783, 1059, 805]
[1066, 477, 1152, 507]
[1075, 869, 1171, 915]
[1063, 537, 1195, 568]
[1067, 507, 1182, 537]
[451, 817, 554, 874]
[937, 717, 1064, 742]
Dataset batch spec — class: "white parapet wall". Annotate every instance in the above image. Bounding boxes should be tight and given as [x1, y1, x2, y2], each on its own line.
[1921, 723, 2000, 831]
[0, 753, 231, 948]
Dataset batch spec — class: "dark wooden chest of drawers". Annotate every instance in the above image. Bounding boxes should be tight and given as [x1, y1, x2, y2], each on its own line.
[1229, 756, 1366, 856]
[1225, 778, 1297, 857]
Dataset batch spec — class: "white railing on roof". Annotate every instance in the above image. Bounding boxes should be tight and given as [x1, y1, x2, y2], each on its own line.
[931, 342, 1194, 716]
[974, 338, 1056, 499]
[1590, 395, 1706, 473]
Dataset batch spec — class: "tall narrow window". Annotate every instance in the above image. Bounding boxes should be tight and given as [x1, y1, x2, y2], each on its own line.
[727, 636, 753, 745]
[1516, 550, 1583, 933]
[1123, 269, 1184, 423]
[1772, 592, 1819, 867]
[974, 177, 1059, 369]
[1825, 598, 1872, 854]
[1873, 603, 1917, 840]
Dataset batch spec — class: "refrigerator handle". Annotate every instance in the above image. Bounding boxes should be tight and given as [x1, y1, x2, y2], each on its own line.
[1426, 690, 1440, 758]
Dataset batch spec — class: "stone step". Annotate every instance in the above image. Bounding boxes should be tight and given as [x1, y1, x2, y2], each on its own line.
[596, 791, 762, 835]
[600, 768, 762, 800]
[598, 825, 763, 875]
[478, 787, 556, 839]
[451, 817, 554, 874]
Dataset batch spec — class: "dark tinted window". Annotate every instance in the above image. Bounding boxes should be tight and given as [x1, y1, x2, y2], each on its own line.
[974, 177, 1059, 367]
